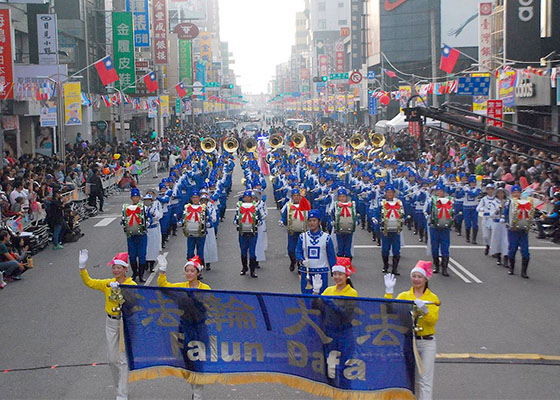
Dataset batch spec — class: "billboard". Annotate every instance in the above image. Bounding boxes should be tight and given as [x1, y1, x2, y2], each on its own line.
[440, 0, 480, 48]
[505, 0, 541, 62]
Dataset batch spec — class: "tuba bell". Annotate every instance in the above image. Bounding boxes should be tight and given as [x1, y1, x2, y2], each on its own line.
[201, 137, 216, 153]
[223, 136, 239, 153]
[350, 133, 366, 150]
[291, 132, 306, 149]
[243, 137, 257, 153]
[370, 132, 386, 148]
[270, 134, 284, 149]
[321, 136, 335, 151]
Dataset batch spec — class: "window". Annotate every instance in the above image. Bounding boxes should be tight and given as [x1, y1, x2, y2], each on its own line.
[338, 19, 347, 26]
[318, 19, 327, 29]
[318, 2, 326, 11]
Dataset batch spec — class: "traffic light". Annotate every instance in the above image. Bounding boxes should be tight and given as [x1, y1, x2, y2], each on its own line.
[313, 76, 328, 83]
[221, 83, 234, 89]
[321, 76, 328, 82]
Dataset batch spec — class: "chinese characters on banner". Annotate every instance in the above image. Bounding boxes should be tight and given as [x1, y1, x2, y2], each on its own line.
[0, 9, 14, 100]
[335, 42, 345, 73]
[153, 0, 168, 64]
[487, 100, 503, 141]
[126, 0, 150, 48]
[112, 12, 136, 93]
[408, 121, 421, 137]
[178, 39, 193, 96]
[161, 95, 169, 117]
[37, 14, 59, 65]
[63, 82, 82, 126]
[318, 55, 328, 77]
[479, 3, 493, 71]
[199, 32, 212, 80]
[120, 287, 415, 399]
[350, 0, 362, 70]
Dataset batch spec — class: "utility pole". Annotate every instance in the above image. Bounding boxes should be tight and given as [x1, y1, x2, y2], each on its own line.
[430, 5, 439, 107]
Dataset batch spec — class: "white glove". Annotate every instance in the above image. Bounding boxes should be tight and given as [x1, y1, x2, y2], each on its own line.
[414, 298, 429, 313]
[109, 281, 119, 289]
[371, 217, 378, 225]
[302, 259, 311, 269]
[278, 220, 284, 227]
[157, 254, 168, 272]
[499, 218, 505, 223]
[384, 273, 396, 294]
[78, 249, 88, 270]
[312, 274, 323, 294]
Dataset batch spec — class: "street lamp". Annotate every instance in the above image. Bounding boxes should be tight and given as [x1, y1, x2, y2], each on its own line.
[38, 74, 83, 168]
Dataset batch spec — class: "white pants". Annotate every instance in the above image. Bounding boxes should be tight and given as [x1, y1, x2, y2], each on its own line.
[150, 161, 159, 177]
[191, 384, 203, 400]
[106, 316, 128, 400]
[481, 217, 493, 246]
[416, 338, 436, 400]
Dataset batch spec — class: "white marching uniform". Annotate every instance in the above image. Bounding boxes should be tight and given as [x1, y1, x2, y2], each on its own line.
[203, 201, 219, 264]
[256, 199, 268, 262]
[476, 195, 501, 246]
[145, 200, 163, 261]
[489, 201, 509, 256]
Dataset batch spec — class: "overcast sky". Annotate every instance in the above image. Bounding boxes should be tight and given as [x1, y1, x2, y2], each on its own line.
[219, 0, 305, 95]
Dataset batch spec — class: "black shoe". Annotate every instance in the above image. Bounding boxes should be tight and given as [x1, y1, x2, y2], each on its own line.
[391, 256, 400, 276]
[496, 254, 502, 265]
[432, 257, 440, 274]
[240, 270, 247, 276]
[484, 245, 489, 256]
[249, 258, 258, 278]
[206, 263, 211, 271]
[521, 257, 529, 279]
[382, 255, 389, 273]
[240, 256, 248, 276]
[472, 228, 478, 245]
[508, 258, 515, 275]
[465, 228, 470, 243]
[441, 257, 450, 277]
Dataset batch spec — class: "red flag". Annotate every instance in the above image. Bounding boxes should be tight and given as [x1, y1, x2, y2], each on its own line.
[176, 81, 187, 98]
[440, 45, 459, 73]
[95, 56, 119, 86]
[143, 71, 159, 93]
[384, 69, 397, 78]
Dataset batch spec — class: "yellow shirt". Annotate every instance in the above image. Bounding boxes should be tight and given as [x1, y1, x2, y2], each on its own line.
[385, 287, 440, 336]
[80, 269, 137, 316]
[158, 273, 211, 290]
[321, 284, 358, 297]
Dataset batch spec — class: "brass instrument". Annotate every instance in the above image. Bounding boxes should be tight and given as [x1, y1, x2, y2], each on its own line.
[321, 136, 335, 151]
[108, 284, 126, 314]
[370, 132, 386, 148]
[201, 137, 216, 153]
[270, 133, 284, 149]
[367, 147, 382, 161]
[291, 132, 306, 149]
[350, 133, 366, 150]
[223, 136, 239, 153]
[243, 137, 257, 153]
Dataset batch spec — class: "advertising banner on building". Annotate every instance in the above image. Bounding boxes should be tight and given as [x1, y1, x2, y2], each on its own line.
[63, 82, 82, 126]
[505, 0, 540, 62]
[498, 70, 517, 113]
[153, 0, 169, 64]
[161, 95, 170, 117]
[0, 9, 14, 100]
[178, 39, 193, 96]
[112, 12, 136, 93]
[199, 32, 212, 79]
[399, 85, 412, 111]
[40, 106, 57, 127]
[350, 0, 363, 70]
[318, 55, 328, 78]
[487, 99, 503, 129]
[335, 42, 345, 73]
[37, 14, 59, 65]
[126, 0, 150, 47]
[478, 3, 493, 71]
[473, 96, 487, 115]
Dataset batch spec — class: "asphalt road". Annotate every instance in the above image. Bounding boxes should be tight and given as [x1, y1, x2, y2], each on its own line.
[1, 161, 559, 400]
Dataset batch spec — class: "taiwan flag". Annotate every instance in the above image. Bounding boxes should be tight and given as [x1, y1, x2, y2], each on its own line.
[440, 45, 459, 74]
[95, 56, 119, 86]
[175, 81, 187, 98]
[144, 71, 159, 93]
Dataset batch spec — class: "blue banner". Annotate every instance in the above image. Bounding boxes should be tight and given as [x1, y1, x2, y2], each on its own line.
[457, 76, 491, 96]
[126, 0, 150, 47]
[120, 286, 415, 399]
[369, 95, 378, 115]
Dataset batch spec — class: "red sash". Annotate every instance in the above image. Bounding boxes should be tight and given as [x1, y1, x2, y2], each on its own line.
[517, 202, 531, 219]
[290, 204, 305, 221]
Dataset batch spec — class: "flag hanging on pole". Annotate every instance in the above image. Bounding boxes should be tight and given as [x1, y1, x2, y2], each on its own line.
[440, 45, 460, 74]
[144, 71, 159, 93]
[175, 81, 187, 98]
[383, 69, 397, 78]
[95, 56, 119, 86]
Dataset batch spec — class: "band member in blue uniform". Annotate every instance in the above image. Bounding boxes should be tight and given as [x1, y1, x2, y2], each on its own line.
[463, 175, 481, 244]
[182, 190, 210, 267]
[330, 187, 357, 258]
[280, 189, 308, 271]
[426, 183, 454, 277]
[234, 190, 262, 278]
[374, 184, 404, 275]
[121, 188, 148, 282]
[296, 209, 337, 294]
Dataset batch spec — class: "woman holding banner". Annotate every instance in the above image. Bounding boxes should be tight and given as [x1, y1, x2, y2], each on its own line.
[157, 254, 209, 400]
[384, 261, 441, 400]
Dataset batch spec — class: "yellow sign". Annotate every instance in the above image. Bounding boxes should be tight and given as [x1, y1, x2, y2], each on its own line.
[64, 82, 82, 126]
[161, 95, 170, 117]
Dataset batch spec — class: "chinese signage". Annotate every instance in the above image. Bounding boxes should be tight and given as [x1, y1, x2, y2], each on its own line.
[40, 107, 57, 127]
[178, 39, 192, 96]
[498, 70, 517, 112]
[199, 32, 212, 79]
[350, 0, 363, 70]
[457, 75, 491, 96]
[174, 22, 199, 40]
[126, 0, 150, 48]
[478, 3, 492, 71]
[335, 42, 345, 73]
[121, 286, 416, 398]
[329, 73, 349, 81]
[63, 82, 82, 126]
[487, 99, 503, 128]
[368, 94, 378, 115]
[175, 98, 181, 114]
[37, 14, 59, 65]
[0, 9, 14, 100]
[112, 12, 136, 93]
[318, 55, 328, 78]
[161, 95, 169, 117]
[153, 0, 168, 64]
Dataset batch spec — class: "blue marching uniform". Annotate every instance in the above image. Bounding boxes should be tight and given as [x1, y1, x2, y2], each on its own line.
[425, 188, 453, 276]
[502, 187, 532, 278]
[122, 188, 148, 282]
[296, 229, 337, 294]
[463, 176, 481, 244]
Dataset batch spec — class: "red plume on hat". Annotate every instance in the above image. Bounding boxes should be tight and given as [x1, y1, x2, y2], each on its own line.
[335, 256, 355, 275]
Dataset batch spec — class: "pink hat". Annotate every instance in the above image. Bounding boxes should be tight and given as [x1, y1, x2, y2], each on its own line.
[107, 252, 129, 268]
[331, 256, 355, 275]
[184, 255, 203, 272]
[410, 260, 433, 279]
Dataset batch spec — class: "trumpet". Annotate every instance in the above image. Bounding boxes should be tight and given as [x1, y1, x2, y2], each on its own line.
[291, 132, 306, 149]
[223, 136, 239, 153]
[201, 137, 216, 153]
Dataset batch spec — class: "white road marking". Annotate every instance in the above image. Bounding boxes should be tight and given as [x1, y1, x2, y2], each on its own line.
[226, 207, 277, 212]
[449, 257, 483, 283]
[145, 251, 168, 286]
[446, 263, 472, 283]
[91, 214, 121, 219]
[354, 244, 560, 250]
[94, 217, 116, 227]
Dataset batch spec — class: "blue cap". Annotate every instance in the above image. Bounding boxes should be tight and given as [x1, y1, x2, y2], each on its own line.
[291, 188, 300, 196]
[308, 209, 321, 220]
[468, 175, 476, 183]
[511, 185, 522, 193]
[158, 183, 166, 190]
[385, 184, 395, 192]
[337, 187, 348, 196]
[243, 190, 253, 198]
[143, 193, 153, 200]
[131, 188, 141, 197]
[444, 162, 451, 169]
[191, 190, 200, 197]
[435, 183, 446, 191]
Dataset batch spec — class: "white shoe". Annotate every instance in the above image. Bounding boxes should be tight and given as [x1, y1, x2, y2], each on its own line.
[0, 272, 6, 288]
